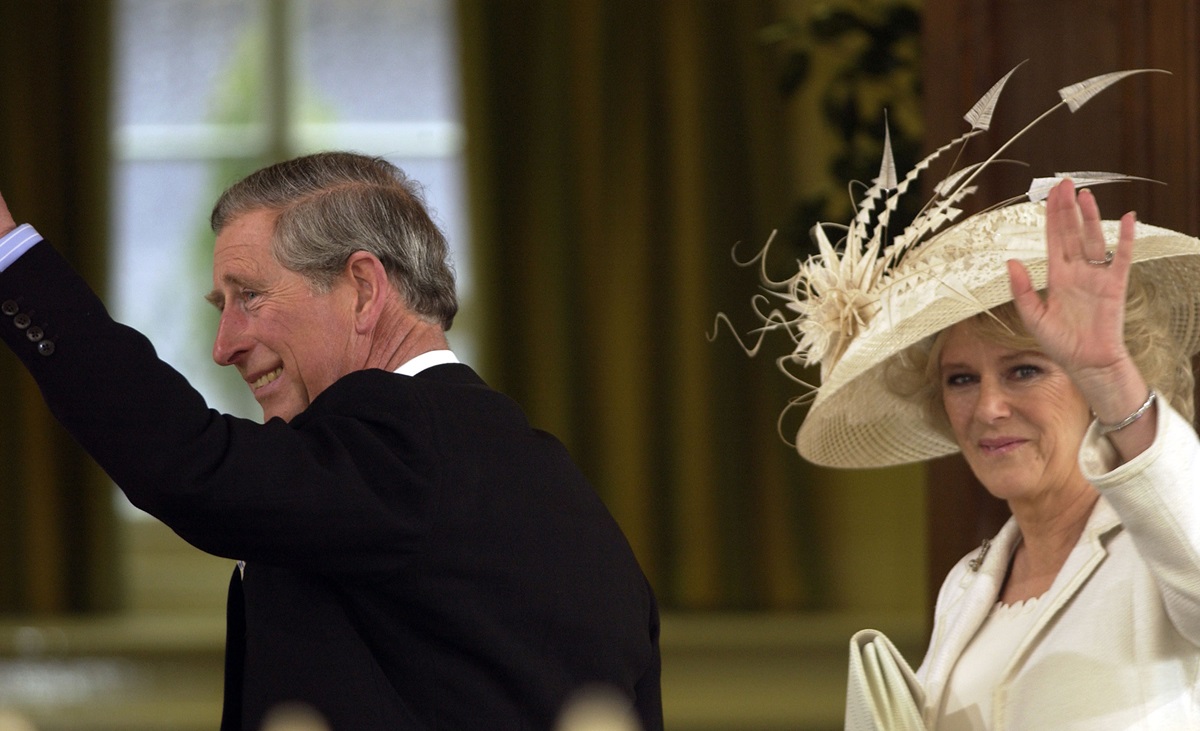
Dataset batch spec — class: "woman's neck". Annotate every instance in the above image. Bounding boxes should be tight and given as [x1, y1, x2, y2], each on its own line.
[999, 486, 1099, 604]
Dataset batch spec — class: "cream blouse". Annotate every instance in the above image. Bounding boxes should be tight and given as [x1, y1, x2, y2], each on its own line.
[937, 597, 1043, 730]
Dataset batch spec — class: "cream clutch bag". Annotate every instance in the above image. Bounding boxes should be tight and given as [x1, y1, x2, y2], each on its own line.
[844, 629, 927, 731]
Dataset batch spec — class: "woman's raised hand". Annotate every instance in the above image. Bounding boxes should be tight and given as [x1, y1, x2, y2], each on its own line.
[1009, 179, 1156, 457]
[1007, 179, 1136, 393]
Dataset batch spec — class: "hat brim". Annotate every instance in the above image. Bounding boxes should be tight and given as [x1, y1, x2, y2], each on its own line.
[796, 201, 1200, 468]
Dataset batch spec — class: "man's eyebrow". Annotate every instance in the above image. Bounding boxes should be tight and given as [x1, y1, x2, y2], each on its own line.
[204, 274, 256, 309]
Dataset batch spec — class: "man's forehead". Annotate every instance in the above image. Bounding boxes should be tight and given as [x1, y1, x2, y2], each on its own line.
[214, 208, 279, 247]
[212, 210, 276, 266]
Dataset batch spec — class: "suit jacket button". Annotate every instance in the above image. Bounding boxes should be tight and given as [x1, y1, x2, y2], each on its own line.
[1, 301, 17, 316]
[26, 326, 43, 342]
[36, 340, 55, 356]
[13, 313, 30, 329]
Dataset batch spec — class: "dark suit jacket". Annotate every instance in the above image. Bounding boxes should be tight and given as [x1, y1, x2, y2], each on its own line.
[0, 242, 662, 730]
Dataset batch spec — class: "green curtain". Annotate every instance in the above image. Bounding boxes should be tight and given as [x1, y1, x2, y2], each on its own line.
[458, 0, 836, 609]
[0, 0, 118, 613]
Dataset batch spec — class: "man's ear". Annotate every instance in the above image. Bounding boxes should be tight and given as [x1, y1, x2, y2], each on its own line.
[344, 251, 393, 334]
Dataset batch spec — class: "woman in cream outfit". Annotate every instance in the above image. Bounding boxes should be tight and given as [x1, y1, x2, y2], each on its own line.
[728, 65, 1200, 728]
[906, 180, 1200, 730]
[807, 182, 1200, 729]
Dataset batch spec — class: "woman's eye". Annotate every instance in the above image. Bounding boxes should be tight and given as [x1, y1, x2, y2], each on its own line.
[945, 373, 974, 387]
[1012, 364, 1041, 380]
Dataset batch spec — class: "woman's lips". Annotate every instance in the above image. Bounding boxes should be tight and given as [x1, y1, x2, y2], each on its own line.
[978, 436, 1026, 455]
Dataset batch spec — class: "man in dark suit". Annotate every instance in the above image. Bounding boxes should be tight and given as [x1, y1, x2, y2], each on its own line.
[0, 152, 662, 730]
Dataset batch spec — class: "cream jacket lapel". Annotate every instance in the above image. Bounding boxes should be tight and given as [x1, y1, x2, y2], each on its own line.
[917, 503, 1122, 726]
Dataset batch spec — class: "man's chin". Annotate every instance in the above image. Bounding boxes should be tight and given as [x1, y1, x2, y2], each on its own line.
[258, 398, 302, 423]
[262, 409, 299, 423]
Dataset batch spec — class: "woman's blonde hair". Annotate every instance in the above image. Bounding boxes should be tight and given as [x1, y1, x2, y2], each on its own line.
[885, 269, 1196, 436]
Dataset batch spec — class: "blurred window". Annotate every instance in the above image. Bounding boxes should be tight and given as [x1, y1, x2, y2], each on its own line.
[111, 0, 468, 511]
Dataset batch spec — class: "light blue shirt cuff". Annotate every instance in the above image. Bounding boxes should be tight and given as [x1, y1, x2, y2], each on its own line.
[0, 224, 43, 272]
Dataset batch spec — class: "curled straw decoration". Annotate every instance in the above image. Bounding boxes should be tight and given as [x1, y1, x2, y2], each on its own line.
[712, 65, 1167, 407]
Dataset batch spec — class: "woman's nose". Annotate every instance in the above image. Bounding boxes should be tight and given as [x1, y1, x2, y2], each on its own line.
[974, 377, 1011, 423]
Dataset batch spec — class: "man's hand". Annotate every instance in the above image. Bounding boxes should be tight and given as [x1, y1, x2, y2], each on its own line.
[0, 190, 16, 237]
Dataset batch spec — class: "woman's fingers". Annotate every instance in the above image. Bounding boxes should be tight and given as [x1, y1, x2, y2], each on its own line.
[1077, 188, 1111, 264]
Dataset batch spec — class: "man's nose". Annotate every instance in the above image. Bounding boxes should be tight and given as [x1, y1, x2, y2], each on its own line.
[212, 309, 250, 366]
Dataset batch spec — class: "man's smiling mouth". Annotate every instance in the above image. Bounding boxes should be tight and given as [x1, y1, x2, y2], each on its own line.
[251, 367, 283, 390]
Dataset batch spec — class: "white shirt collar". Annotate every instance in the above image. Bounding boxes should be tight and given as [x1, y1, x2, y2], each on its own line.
[393, 349, 459, 376]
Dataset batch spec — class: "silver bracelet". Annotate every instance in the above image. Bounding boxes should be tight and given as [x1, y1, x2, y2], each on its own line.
[1097, 390, 1157, 435]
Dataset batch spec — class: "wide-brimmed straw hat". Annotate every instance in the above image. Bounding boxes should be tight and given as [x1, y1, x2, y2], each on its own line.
[726, 65, 1200, 468]
[794, 201, 1200, 468]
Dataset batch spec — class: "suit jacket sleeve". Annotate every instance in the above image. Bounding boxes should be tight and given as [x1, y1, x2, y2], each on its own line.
[0, 240, 438, 574]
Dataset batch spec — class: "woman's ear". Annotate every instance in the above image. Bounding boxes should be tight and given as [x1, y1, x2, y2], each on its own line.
[344, 251, 392, 334]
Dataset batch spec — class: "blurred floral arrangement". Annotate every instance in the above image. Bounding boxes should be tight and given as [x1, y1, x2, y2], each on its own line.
[761, 0, 922, 256]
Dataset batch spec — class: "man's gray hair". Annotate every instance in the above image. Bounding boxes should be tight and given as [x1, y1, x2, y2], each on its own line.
[210, 151, 458, 329]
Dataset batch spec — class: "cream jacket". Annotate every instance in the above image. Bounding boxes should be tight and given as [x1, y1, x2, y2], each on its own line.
[916, 402, 1200, 730]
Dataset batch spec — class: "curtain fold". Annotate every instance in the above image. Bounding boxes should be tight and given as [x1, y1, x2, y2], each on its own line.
[0, 0, 118, 613]
[458, 0, 833, 609]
